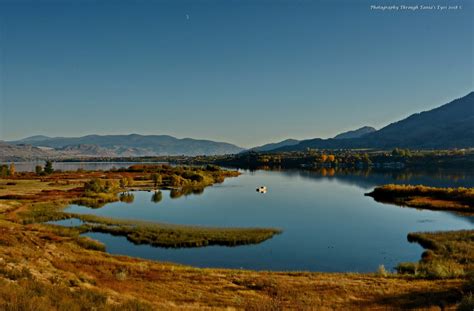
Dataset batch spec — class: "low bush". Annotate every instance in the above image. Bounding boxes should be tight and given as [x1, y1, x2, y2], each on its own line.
[396, 262, 417, 275]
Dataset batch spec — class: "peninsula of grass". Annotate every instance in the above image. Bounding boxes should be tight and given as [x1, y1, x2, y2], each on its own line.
[396, 230, 474, 279]
[42, 213, 282, 248]
[365, 184, 474, 214]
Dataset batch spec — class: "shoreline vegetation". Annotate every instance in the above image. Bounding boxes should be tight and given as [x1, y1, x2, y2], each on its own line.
[0, 164, 473, 309]
[3, 148, 474, 170]
[45, 213, 281, 248]
[399, 230, 474, 278]
[365, 184, 474, 302]
[366, 184, 474, 214]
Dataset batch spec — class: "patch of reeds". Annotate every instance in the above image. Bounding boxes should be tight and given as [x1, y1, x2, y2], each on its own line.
[366, 184, 474, 213]
[396, 230, 474, 279]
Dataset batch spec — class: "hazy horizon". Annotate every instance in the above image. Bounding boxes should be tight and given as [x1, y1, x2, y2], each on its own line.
[1, 0, 472, 148]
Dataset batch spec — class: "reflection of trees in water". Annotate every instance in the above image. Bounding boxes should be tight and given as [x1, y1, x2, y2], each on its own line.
[170, 187, 205, 199]
[119, 192, 135, 204]
[273, 168, 474, 190]
[151, 191, 162, 203]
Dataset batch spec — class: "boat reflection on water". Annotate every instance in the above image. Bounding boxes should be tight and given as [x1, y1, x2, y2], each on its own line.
[256, 186, 267, 193]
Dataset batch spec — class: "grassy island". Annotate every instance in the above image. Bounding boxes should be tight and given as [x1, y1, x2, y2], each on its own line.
[366, 184, 474, 214]
[42, 213, 281, 248]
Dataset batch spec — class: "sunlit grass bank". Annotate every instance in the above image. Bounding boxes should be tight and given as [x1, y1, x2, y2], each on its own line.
[396, 230, 474, 279]
[0, 212, 468, 310]
[366, 184, 474, 213]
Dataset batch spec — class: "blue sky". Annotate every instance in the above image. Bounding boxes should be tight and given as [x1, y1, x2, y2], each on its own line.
[0, 0, 472, 147]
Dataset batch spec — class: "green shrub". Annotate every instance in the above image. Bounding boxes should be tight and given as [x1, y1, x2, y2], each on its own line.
[84, 178, 104, 193]
[377, 265, 388, 276]
[151, 191, 162, 203]
[418, 260, 464, 279]
[396, 262, 418, 275]
[119, 192, 135, 203]
[205, 164, 221, 171]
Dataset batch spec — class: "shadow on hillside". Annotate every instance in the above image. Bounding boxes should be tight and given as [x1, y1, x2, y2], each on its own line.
[373, 286, 462, 310]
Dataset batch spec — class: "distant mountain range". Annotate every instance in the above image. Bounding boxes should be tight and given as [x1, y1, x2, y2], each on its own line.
[271, 91, 474, 152]
[6, 134, 244, 158]
[0, 141, 55, 161]
[247, 126, 376, 152]
[1, 92, 473, 161]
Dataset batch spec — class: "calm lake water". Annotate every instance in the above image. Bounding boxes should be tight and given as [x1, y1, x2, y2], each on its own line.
[54, 165, 474, 273]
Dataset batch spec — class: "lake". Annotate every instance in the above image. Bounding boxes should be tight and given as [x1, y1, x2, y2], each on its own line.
[55, 165, 474, 272]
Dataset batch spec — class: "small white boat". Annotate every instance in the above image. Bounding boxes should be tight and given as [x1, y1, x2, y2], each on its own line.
[256, 186, 267, 193]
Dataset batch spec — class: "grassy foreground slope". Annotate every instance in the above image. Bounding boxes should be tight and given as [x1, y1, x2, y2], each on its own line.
[0, 212, 467, 310]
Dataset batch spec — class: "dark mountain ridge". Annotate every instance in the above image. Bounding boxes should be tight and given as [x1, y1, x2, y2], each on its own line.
[333, 126, 376, 139]
[273, 91, 474, 151]
[247, 139, 300, 152]
[246, 126, 376, 152]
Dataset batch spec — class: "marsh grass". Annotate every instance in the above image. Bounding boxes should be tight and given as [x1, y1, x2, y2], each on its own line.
[18, 200, 282, 249]
[75, 236, 106, 251]
[0, 179, 79, 197]
[366, 184, 474, 213]
[395, 230, 474, 279]
[0, 264, 32, 281]
[0, 277, 153, 311]
[72, 213, 282, 248]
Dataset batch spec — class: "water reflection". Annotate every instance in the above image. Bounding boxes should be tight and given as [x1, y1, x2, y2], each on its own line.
[170, 187, 204, 199]
[119, 192, 135, 204]
[151, 191, 162, 203]
[289, 168, 474, 190]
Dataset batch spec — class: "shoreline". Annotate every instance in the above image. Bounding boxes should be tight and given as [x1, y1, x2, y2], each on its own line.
[366, 184, 474, 214]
